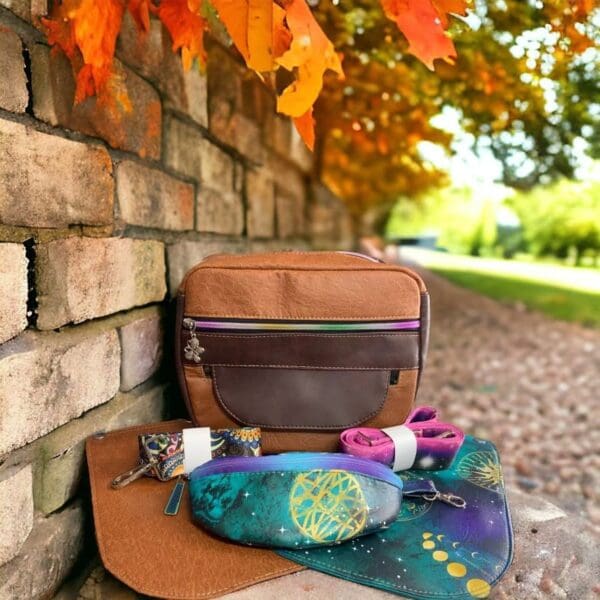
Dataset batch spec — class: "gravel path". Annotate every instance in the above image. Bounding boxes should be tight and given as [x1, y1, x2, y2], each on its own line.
[415, 268, 600, 532]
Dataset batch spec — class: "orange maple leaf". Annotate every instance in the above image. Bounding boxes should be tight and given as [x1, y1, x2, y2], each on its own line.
[128, 0, 152, 33]
[380, 0, 458, 70]
[276, 0, 343, 117]
[210, 0, 250, 60]
[293, 108, 315, 151]
[211, 1, 284, 71]
[69, 0, 125, 89]
[43, 0, 126, 102]
[156, 0, 208, 70]
[42, 2, 77, 59]
[273, 2, 292, 59]
[431, 0, 469, 27]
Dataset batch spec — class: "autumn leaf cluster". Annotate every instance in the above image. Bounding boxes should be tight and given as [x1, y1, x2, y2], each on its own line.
[42, 0, 470, 151]
[42, 0, 598, 217]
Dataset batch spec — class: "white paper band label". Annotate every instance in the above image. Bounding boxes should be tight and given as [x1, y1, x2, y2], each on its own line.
[182, 427, 212, 475]
[381, 425, 417, 471]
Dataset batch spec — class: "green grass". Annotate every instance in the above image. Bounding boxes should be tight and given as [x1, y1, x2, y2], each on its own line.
[401, 248, 600, 327]
[429, 268, 600, 327]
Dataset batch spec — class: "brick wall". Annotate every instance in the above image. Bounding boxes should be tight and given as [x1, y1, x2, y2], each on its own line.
[0, 4, 353, 597]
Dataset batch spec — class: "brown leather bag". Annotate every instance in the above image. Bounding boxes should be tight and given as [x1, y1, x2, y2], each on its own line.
[175, 251, 429, 452]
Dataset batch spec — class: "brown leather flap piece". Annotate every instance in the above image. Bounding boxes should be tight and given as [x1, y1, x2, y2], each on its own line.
[86, 420, 303, 599]
[188, 331, 420, 370]
[212, 366, 393, 430]
[181, 252, 425, 321]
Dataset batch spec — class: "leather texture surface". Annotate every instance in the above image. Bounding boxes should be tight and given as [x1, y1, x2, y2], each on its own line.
[176, 252, 428, 451]
[181, 331, 420, 369]
[184, 366, 418, 452]
[180, 252, 425, 320]
[86, 420, 303, 599]
[213, 367, 391, 428]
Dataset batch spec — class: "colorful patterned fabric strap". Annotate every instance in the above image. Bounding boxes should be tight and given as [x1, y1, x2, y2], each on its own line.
[111, 427, 262, 489]
[339, 406, 464, 471]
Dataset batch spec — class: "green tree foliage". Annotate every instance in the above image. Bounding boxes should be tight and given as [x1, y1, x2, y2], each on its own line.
[386, 187, 499, 256]
[508, 179, 600, 265]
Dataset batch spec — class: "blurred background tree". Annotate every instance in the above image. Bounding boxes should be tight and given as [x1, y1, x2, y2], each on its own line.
[311, 0, 599, 229]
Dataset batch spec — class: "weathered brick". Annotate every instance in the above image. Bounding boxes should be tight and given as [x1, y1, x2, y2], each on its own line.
[0, 502, 84, 600]
[0, 0, 29, 22]
[0, 243, 28, 344]
[119, 316, 163, 391]
[36, 237, 166, 330]
[167, 239, 248, 295]
[289, 126, 313, 173]
[0, 465, 33, 566]
[117, 13, 208, 127]
[0, 119, 114, 228]
[309, 183, 355, 250]
[246, 168, 275, 239]
[223, 112, 266, 161]
[164, 116, 204, 180]
[33, 383, 166, 514]
[116, 160, 194, 231]
[199, 139, 236, 192]
[0, 328, 120, 455]
[268, 115, 292, 156]
[0, 27, 27, 113]
[197, 188, 244, 235]
[276, 189, 305, 239]
[206, 44, 267, 159]
[269, 155, 306, 238]
[31, 45, 161, 159]
[165, 117, 235, 193]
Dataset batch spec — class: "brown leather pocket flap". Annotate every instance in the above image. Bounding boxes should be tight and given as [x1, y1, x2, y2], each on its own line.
[212, 366, 395, 430]
[186, 331, 419, 370]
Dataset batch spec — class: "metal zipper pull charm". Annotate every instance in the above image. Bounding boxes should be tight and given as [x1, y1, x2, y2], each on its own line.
[183, 318, 205, 363]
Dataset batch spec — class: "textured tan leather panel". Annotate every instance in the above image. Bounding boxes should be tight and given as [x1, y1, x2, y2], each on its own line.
[86, 420, 303, 599]
[180, 251, 425, 290]
[181, 253, 424, 320]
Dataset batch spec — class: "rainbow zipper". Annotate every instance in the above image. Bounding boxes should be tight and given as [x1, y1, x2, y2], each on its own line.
[184, 318, 420, 332]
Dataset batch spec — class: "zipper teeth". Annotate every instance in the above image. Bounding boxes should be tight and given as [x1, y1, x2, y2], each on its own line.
[189, 319, 420, 332]
[192, 453, 403, 488]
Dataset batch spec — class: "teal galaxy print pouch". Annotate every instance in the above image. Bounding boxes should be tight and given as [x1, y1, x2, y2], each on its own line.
[189, 453, 405, 549]
[279, 436, 513, 599]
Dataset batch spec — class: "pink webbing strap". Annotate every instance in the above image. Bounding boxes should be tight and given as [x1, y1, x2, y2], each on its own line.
[339, 406, 465, 471]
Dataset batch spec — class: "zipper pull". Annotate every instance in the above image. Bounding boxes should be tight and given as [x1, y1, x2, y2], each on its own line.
[164, 476, 186, 516]
[183, 318, 205, 363]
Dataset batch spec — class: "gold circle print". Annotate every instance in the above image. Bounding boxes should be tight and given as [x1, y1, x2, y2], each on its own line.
[289, 469, 368, 543]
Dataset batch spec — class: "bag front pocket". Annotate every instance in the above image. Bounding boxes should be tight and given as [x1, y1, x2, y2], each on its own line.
[180, 318, 421, 430]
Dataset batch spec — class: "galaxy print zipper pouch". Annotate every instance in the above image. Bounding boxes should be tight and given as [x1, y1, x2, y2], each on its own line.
[188, 452, 462, 550]
[279, 436, 513, 599]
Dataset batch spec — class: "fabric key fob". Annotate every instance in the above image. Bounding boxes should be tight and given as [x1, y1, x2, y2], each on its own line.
[111, 427, 261, 489]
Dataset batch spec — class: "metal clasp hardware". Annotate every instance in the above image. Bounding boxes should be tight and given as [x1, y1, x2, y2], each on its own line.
[183, 318, 205, 363]
[111, 458, 158, 489]
[422, 491, 467, 509]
